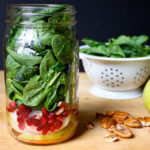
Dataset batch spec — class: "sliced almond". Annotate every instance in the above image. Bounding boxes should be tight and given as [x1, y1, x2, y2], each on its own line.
[104, 133, 119, 143]
[138, 117, 150, 127]
[55, 107, 64, 115]
[124, 117, 142, 128]
[100, 117, 116, 129]
[111, 123, 133, 138]
[112, 111, 130, 124]
[86, 122, 95, 129]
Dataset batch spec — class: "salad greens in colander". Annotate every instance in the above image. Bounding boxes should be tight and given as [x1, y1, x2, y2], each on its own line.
[80, 35, 150, 58]
[6, 5, 75, 111]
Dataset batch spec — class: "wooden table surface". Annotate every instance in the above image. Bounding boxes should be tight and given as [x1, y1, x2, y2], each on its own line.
[0, 71, 150, 150]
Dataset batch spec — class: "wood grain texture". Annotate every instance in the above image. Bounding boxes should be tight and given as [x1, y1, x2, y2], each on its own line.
[0, 71, 150, 150]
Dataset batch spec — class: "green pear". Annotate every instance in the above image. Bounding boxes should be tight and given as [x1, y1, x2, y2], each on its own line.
[143, 79, 150, 111]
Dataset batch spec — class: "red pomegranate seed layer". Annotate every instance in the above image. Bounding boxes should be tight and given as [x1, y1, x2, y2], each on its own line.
[13, 103, 70, 135]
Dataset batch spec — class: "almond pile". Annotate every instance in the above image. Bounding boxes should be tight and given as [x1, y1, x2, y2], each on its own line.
[96, 111, 150, 143]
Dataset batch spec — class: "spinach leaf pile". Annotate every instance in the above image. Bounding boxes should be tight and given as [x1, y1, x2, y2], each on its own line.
[5, 5, 75, 111]
[80, 35, 150, 58]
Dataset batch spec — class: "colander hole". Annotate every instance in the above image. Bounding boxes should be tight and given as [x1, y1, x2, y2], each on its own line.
[110, 68, 113, 70]
[120, 72, 123, 75]
[105, 69, 108, 71]
[120, 82, 123, 84]
[117, 85, 119, 87]
[106, 75, 108, 77]
[112, 85, 115, 87]
[136, 73, 139, 75]
[111, 82, 114, 84]
[116, 80, 119, 82]
[122, 77, 125, 79]
[111, 72, 113, 74]
[101, 72, 104, 74]
[101, 76, 103, 79]
[107, 84, 110, 86]
[116, 75, 119, 77]
[106, 79, 109, 81]
[111, 78, 113, 80]
[115, 69, 118, 72]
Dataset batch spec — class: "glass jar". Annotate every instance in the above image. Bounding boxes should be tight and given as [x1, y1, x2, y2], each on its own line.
[3, 4, 79, 144]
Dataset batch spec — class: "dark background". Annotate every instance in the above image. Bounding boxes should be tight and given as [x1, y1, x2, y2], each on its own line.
[0, 0, 150, 71]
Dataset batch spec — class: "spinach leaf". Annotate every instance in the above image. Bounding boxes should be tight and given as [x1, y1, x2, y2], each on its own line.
[40, 50, 57, 80]
[6, 55, 21, 79]
[8, 27, 23, 48]
[23, 78, 46, 106]
[132, 35, 148, 45]
[11, 80, 24, 92]
[44, 73, 67, 111]
[33, 29, 46, 52]
[108, 44, 125, 58]
[34, 5, 67, 15]
[6, 78, 23, 100]
[111, 35, 131, 45]
[22, 70, 61, 107]
[15, 65, 38, 81]
[50, 62, 66, 71]
[34, 20, 56, 46]
[8, 10, 23, 47]
[52, 35, 73, 64]
[80, 45, 110, 56]
[82, 38, 104, 47]
[7, 47, 42, 66]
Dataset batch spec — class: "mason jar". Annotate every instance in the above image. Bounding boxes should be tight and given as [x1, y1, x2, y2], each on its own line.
[3, 4, 79, 144]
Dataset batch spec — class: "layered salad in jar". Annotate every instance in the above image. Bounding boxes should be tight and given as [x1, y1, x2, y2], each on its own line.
[5, 4, 78, 144]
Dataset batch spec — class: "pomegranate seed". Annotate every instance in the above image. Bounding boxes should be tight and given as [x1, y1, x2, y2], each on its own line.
[9, 101, 17, 109]
[48, 113, 55, 120]
[55, 121, 62, 129]
[7, 107, 14, 112]
[19, 105, 26, 112]
[56, 116, 62, 122]
[16, 111, 20, 116]
[34, 119, 39, 126]
[18, 123, 25, 130]
[26, 119, 32, 126]
[62, 110, 69, 116]
[48, 119, 55, 125]
[41, 116, 47, 124]
[37, 125, 43, 131]
[22, 113, 28, 119]
[42, 108, 49, 116]
[42, 126, 49, 135]
[17, 118, 24, 124]
[49, 126, 55, 133]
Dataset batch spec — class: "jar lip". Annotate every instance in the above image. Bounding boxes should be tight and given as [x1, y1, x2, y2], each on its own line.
[7, 4, 76, 17]
[7, 4, 75, 9]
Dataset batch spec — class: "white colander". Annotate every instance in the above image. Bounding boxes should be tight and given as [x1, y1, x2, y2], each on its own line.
[80, 45, 150, 100]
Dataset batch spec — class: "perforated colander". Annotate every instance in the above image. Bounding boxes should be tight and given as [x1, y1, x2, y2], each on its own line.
[80, 45, 150, 100]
